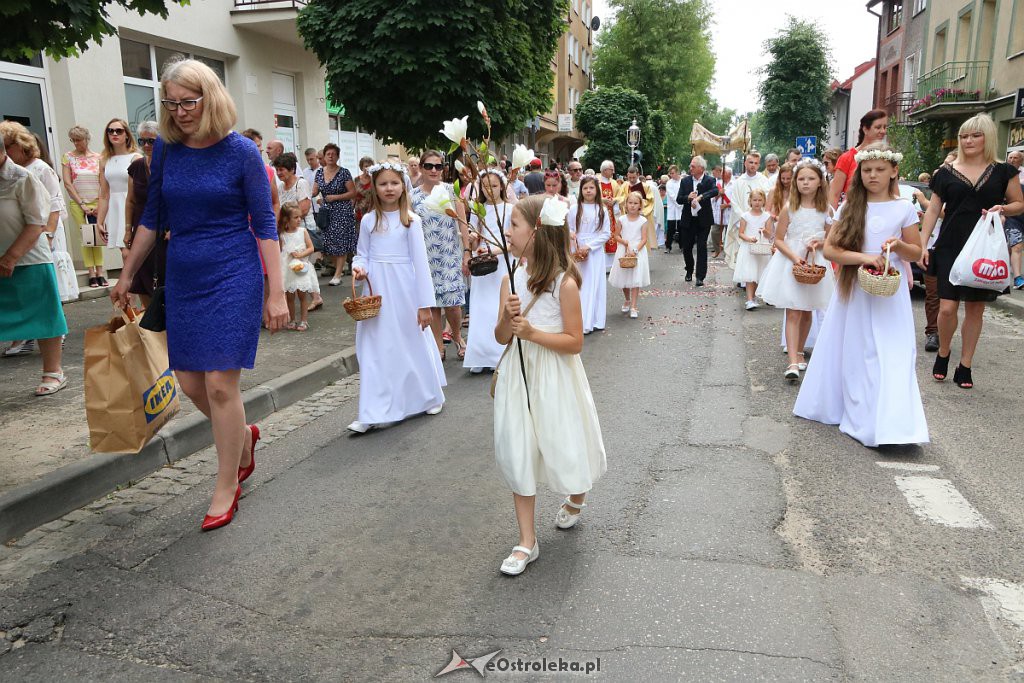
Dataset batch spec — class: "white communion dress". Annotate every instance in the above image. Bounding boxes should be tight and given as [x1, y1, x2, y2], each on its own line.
[103, 153, 136, 249]
[280, 228, 318, 293]
[794, 199, 929, 447]
[607, 215, 651, 289]
[732, 210, 772, 284]
[756, 206, 835, 310]
[493, 269, 607, 496]
[352, 210, 446, 424]
[568, 202, 611, 333]
[464, 204, 510, 370]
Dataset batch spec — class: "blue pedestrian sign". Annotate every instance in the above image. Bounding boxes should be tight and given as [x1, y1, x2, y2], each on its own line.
[796, 136, 817, 157]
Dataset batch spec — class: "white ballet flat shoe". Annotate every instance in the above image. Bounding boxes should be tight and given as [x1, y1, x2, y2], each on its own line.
[470, 367, 485, 374]
[621, 303, 630, 313]
[500, 542, 539, 576]
[426, 404, 443, 416]
[555, 498, 586, 530]
[797, 353, 808, 371]
[346, 420, 373, 433]
[784, 364, 800, 381]
[629, 309, 638, 319]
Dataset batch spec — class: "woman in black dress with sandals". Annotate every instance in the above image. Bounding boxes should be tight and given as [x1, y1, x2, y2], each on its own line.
[920, 114, 1024, 388]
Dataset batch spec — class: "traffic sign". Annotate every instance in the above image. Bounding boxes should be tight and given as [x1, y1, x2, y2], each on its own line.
[796, 136, 817, 157]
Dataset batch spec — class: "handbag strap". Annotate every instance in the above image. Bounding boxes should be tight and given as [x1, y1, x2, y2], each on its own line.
[495, 292, 541, 369]
[153, 141, 168, 287]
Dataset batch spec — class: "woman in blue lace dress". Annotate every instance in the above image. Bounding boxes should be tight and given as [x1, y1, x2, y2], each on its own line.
[312, 143, 357, 285]
[411, 150, 470, 360]
[112, 59, 288, 532]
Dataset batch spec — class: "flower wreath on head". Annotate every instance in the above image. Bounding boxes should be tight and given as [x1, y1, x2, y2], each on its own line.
[368, 162, 405, 176]
[854, 149, 904, 164]
[480, 167, 507, 181]
[793, 157, 826, 174]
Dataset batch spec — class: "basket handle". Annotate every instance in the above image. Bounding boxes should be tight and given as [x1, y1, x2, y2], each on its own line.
[804, 246, 816, 262]
[351, 274, 373, 299]
[883, 242, 892, 272]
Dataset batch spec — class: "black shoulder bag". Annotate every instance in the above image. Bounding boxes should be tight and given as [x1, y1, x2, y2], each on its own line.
[139, 143, 168, 332]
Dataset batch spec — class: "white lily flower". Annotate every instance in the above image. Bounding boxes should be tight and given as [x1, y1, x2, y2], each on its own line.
[477, 101, 488, 117]
[422, 184, 453, 216]
[539, 197, 570, 227]
[439, 116, 469, 145]
[511, 144, 534, 170]
[455, 160, 466, 174]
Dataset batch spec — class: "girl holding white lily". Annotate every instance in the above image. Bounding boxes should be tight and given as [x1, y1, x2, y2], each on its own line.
[348, 163, 446, 434]
[493, 195, 607, 577]
[464, 170, 510, 373]
[794, 143, 929, 447]
[567, 176, 611, 333]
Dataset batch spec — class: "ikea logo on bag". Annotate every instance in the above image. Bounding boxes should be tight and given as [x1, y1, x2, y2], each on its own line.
[143, 369, 177, 423]
[973, 258, 1008, 281]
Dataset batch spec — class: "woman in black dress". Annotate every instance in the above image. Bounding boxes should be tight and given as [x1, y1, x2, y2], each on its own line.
[920, 114, 1024, 388]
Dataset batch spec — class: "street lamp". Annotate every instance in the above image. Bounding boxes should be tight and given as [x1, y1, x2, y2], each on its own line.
[626, 118, 640, 167]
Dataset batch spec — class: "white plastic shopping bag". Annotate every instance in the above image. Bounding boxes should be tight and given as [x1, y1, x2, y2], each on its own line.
[948, 211, 1012, 291]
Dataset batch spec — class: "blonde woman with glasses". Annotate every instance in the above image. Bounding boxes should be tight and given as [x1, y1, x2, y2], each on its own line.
[95, 117, 141, 260]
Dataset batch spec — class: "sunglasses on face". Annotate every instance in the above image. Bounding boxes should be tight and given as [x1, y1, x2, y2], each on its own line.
[569, 167, 582, 173]
[107, 128, 126, 136]
[421, 162, 444, 171]
[160, 97, 204, 112]
[139, 138, 156, 146]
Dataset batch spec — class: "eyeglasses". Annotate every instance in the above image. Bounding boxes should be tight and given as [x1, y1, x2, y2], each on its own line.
[568, 167, 582, 173]
[139, 138, 157, 146]
[107, 128, 126, 136]
[421, 162, 444, 171]
[161, 97, 204, 112]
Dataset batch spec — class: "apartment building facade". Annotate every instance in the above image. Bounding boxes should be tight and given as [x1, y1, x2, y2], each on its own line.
[868, 0, 1024, 153]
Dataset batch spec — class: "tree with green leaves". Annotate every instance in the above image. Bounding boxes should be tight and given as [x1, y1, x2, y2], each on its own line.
[575, 86, 666, 172]
[757, 16, 833, 151]
[1, 0, 189, 61]
[887, 121, 947, 179]
[298, 0, 566, 148]
[593, 0, 715, 156]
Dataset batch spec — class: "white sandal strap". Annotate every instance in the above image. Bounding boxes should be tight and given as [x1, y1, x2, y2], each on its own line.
[563, 498, 585, 509]
[41, 371, 65, 380]
[510, 545, 533, 556]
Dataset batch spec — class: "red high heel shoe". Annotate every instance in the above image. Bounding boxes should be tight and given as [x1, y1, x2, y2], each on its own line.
[201, 485, 241, 531]
[238, 424, 259, 483]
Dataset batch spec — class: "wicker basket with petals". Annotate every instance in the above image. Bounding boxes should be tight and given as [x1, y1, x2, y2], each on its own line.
[343, 276, 382, 321]
[792, 247, 827, 285]
[749, 238, 773, 256]
[857, 243, 901, 297]
[618, 254, 637, 269]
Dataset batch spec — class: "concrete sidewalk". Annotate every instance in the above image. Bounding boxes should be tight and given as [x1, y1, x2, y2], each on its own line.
[0, 271, 362, 542]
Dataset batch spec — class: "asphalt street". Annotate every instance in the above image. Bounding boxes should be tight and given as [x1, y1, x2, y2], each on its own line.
[1, 251, 1023, 681]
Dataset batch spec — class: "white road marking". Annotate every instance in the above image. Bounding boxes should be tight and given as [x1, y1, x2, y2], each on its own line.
[961, 578, 1024, 632]
[893, 476, 993, 529]
[875, 462, 941, 472]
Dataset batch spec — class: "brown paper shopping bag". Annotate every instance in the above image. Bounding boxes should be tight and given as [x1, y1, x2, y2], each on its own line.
[84, 308, 180, 453]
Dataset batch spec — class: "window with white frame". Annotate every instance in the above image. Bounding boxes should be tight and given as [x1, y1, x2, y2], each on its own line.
[120, 38, 226, 134]
[912, 0, 927, 15]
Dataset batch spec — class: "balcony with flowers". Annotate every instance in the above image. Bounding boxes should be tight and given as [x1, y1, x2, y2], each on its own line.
[908, 61, 989, 120]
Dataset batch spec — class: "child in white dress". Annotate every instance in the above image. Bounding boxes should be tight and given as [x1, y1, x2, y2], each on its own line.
[464, 171, 509, 373]
[348, 164, 446, 433]
[493, 196, 607, 576]
[733, 188, 772, 309]
[607, 192, 651, 319]
[795, 144, 929, 447]
[278, 202, 317, 331]
[756, 160, 836, 380]
[568, 177, 612, 333]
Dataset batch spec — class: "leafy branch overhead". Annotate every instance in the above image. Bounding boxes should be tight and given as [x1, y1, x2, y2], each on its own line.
[0, 0, 190, 61]
[575, 86, 668, 173]
[298, 0, 568, 147]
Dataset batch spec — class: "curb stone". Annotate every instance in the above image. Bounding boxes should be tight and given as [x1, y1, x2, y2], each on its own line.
[990, 292, 1024, 320]
[0, 346, 358, 544]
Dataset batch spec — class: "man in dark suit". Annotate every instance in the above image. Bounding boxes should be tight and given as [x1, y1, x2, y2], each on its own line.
[675, 156, 718, 286]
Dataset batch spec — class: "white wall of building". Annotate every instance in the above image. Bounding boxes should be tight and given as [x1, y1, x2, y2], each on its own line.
[845, 65, 876, 149]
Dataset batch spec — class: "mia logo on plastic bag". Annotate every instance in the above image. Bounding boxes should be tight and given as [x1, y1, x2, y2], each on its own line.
[143, 369, 177, 423]
[973, 259, 1008, 281]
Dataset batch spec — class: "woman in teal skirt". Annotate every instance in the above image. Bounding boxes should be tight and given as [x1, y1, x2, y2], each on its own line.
[0, 142, 68, 395]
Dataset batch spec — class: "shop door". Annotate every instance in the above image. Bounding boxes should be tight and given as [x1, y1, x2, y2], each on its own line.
[272, 72, 298, 156]
[0, 74, 52, 158]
